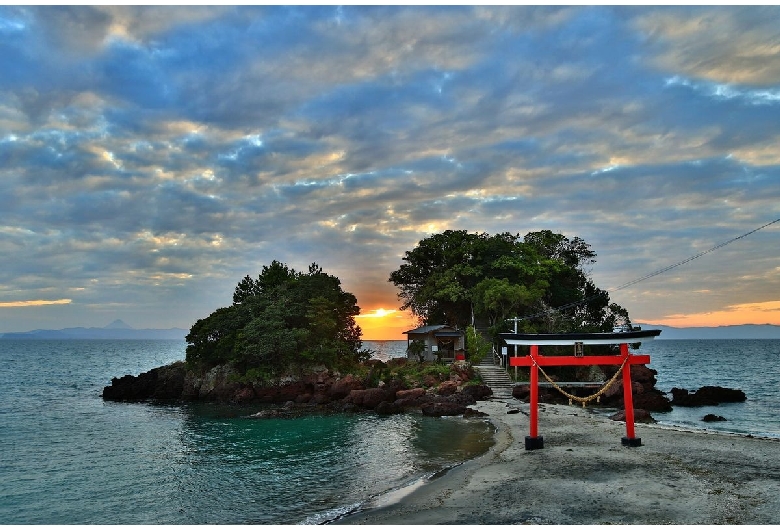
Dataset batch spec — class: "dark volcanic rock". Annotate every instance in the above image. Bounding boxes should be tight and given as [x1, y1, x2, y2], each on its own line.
[437, 380, 458, 395]
[375, 400, 400, 415]
[439, 392, 477, 407]
[702, 413, 728, 422]
[632, 390, 673, 412]
[103, 358, 487, 420]
[345, 387, 397, 409]
[462, 384, 493, 400]
[463, 407, 488, 418]
[609, 408, 655, 423]
[181, 364, 243, 401]
[327, 374, 364, 400]
[102, 361, 186, 401]
[511, 367, 672, 412]
[251, 380, 312, 404]
[671, 386, 747, 407]
[393, 388, 429, 409]
[419, 391, 478, 417]
[600, 365, 672, 412]
[628, 365, 659, 388]
[233, 387, 255, 403]
[421, 401, 467, 417]
[396, 387, 426, 400]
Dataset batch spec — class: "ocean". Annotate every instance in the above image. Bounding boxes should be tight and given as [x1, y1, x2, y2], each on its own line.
[638, 339, 780, 438]
[0, 337, 777, 524]
[0, 339, 493, 524]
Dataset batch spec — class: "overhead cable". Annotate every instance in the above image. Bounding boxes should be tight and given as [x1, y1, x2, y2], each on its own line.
[514, 217, 780, 324]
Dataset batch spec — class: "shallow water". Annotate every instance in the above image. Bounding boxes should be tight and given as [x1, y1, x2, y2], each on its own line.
[2, 337, 776, 524]
[0, 339, 494, 524]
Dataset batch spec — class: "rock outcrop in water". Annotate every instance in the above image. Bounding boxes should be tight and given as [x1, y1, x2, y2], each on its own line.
[102, 359, 494, 417]
[508, 366, 749, 426]
[511, 364, 673, 413]
[101, 361, 186, 401]
[670, 385, 747, 407]
[702, 413, 728, 422]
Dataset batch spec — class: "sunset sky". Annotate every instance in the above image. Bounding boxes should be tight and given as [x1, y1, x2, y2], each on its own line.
[1, 6, 779, 340]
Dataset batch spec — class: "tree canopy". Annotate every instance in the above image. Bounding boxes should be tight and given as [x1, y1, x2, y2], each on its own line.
[388, 230, 631, 336]
[186, 261, 367, 373]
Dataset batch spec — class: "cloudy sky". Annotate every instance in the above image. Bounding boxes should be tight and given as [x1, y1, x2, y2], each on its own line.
[1, 6, 779, 339]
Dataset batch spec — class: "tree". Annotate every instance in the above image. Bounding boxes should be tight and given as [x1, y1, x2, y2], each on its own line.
[472, 277, 547, 328]
[187, 261, 367, 373]
[185, 305, 251, 367]
[465, 325, 492, 364]
[388, 230, 538, 327]
[388, 230, 632, 337]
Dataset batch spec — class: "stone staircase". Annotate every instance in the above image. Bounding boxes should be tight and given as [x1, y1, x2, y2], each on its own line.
[474, 354, 515, 399]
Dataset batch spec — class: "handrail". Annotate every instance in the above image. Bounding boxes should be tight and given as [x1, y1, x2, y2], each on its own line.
[492, 345, 502, 366]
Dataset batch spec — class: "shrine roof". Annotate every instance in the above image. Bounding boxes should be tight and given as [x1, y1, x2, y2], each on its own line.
[500, 329, 661, 345]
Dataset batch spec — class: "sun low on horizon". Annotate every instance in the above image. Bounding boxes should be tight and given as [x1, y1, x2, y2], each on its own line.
[356, 308, 418, 341]
[356, 300, 780, 341]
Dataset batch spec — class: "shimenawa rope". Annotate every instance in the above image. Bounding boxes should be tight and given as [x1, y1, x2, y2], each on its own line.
[532, 354, 630, 407]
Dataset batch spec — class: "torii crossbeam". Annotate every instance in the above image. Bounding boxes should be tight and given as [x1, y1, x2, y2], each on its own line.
[500, 329, 662, 450]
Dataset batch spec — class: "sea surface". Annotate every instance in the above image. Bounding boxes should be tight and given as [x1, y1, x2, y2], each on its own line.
[0, 339, 492, 524]
[638, 339, 780, 438]
[0, 337, 777, 524]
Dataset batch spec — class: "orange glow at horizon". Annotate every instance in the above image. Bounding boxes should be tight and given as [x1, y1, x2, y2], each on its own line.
[0, 298, 72, 307]
[652, 300, 780, 327]
[358, 300, 780, 339]
[356, 308, 418, 340]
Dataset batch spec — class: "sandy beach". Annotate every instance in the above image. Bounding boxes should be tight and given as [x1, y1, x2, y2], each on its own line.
[339, 398, 780, 525]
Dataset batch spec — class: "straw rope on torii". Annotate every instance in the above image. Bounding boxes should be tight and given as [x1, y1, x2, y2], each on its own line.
[532, 353, 630, 407]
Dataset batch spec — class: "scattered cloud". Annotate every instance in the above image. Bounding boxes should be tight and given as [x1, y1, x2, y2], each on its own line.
[2, 6, 780, 337]
[0, 299, 72, 308]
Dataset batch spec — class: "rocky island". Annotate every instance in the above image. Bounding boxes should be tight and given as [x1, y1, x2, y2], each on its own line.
[102, 357, 494, 417]
[102, 249, 745, 425]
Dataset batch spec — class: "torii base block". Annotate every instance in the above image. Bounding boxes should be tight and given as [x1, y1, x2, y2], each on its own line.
[525, 436, 544, 450]
[622, 436, 642, 447]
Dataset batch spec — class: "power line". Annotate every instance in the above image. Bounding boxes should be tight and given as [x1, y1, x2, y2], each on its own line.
[610, 217, 780, 292]
[513, 217, 780, 324]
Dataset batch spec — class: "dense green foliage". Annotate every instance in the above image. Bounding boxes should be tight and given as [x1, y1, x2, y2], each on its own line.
[389, 229, 631, 337]
[465, 325, 492, 364]
[186, 261, 368, 373]
[351, 358, 481, 390]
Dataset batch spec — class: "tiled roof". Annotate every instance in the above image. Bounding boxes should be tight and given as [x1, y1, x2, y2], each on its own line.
[404, 324, 460, 335]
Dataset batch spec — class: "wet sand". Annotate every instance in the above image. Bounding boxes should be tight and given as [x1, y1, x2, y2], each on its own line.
[338, 398, 780, 525]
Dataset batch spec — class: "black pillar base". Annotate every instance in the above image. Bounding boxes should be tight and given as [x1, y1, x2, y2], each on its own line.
[621, 436, 642, 447]
[525, 436, 544, 450]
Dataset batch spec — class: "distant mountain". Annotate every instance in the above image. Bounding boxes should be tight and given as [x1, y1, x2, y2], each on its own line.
[104, 319, 133, 330]
[0, 320, 187, 340]
[638, 323, 780, 340]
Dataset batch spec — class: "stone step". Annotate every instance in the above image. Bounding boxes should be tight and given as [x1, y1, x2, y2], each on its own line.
[474, 362, 515, 398]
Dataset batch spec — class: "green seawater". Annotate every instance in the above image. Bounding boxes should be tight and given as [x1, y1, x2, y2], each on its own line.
[0, 340, 494, 524]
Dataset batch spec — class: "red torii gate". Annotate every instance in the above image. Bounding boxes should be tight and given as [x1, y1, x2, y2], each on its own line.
[500, 329, 662, 450]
